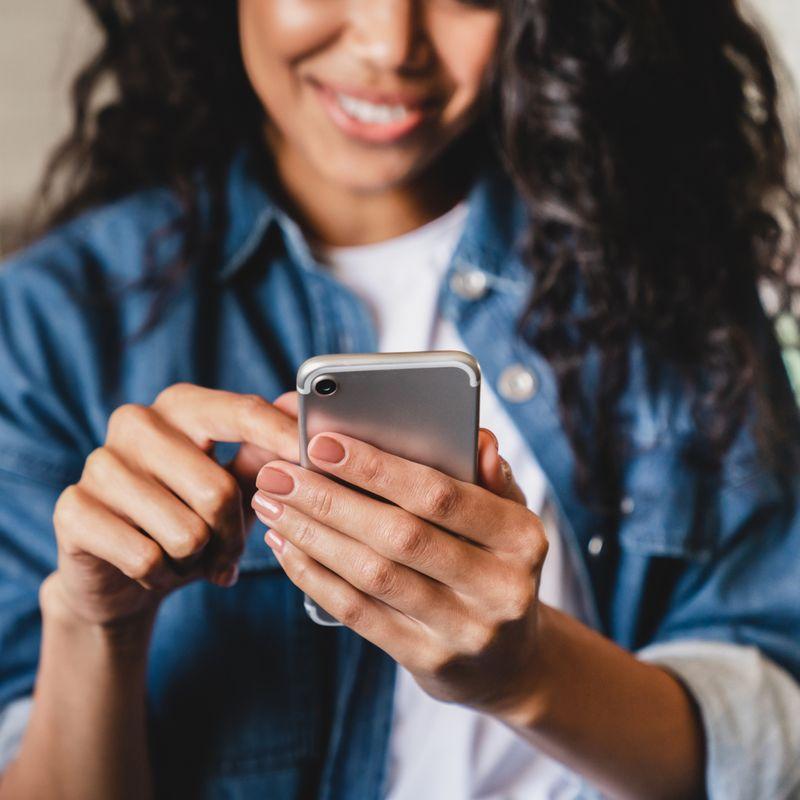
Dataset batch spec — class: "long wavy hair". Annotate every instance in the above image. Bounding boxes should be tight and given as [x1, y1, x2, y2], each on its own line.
[25, 0, 800, 527]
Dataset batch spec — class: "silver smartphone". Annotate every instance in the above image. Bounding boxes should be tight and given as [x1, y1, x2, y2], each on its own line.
[296, 350, 481, 626]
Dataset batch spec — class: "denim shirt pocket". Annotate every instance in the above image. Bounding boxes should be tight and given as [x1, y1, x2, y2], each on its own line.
[617, 440, 718, 561]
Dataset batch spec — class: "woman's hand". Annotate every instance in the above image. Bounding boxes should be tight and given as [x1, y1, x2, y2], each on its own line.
[47, 384, 298, 628]
[252, 422, 548, 717]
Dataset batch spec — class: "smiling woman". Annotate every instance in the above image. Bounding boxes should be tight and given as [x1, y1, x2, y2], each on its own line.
[0, 2, 800, 800]
[237, 0, 501, 244]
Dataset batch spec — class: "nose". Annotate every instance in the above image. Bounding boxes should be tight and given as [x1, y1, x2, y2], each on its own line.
[347, 0, 430, 72]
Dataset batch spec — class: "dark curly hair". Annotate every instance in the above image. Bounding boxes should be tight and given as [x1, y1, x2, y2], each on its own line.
[25, 0, 800, 527]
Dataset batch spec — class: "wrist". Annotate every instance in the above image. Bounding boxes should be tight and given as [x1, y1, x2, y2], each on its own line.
[39, 573, 156, 656]
[493, 604, 562, 731]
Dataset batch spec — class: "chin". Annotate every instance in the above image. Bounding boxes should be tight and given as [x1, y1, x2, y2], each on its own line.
[316, 144, 446, 195]
[316, 160, 423, 195]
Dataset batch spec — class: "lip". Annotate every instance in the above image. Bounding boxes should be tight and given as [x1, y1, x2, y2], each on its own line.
[309, 78, 437, 144]
[312, 78, 436, 109]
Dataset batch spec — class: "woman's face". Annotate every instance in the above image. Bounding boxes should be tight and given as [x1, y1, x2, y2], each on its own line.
[238, 0, 501, 194]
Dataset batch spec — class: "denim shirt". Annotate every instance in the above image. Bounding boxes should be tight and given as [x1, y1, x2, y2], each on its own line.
[1, 149, 799, 800]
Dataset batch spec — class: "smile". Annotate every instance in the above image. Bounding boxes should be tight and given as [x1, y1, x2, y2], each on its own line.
[335, 92, 412, 124]
[311, 79, 433, 144]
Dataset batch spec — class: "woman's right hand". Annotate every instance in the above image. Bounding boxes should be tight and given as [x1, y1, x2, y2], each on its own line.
[45, 383, 299, 628]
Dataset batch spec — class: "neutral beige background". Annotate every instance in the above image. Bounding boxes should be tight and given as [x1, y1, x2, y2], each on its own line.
[1, 0, 798, 219]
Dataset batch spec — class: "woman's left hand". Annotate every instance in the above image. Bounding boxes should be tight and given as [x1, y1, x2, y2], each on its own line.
[251, 406, 549, 719]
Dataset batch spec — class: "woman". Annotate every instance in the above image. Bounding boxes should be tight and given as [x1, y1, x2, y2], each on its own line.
[0, 1, 799, 798]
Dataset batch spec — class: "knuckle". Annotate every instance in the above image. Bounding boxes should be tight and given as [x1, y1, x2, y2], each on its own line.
[108, 403, 153, 438]
[423, 645, 457, 678]
[461, 622, 495, 658]
[238, 394, 274, 443]
[357, 557, 397, 598]
[172, 518, 211, 558]
[199, 473, 241, 519]
[420, 479, 460, 519]
[519, 515, 549, 564]
[53, 484, 82, 532]
[337, 596, 366, 629]
[292, 516, 318, 548]
[307, 483, 334, 520]
[238, 393, 268, 418]
[501, 577, 535, 623]
[153, 382, 191, 409]
[81, 446, 114, 485]
[351, 451, 383, 487]
[534, 532, 549, 563]
[287, 553, 310, 585]
[127, 542, 163, 582]
[389, 514, 427, 561]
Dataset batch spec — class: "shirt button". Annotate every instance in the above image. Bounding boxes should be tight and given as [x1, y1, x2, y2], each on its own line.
[497, 364, 538, 402]
[449, 268, 489, 300]
[620, 495, 635, 515]
[587, 535, 604, 557]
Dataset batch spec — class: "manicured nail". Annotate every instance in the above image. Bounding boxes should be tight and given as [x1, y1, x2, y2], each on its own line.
[308, 435, 346, 464]
[265, 529, 285, 554]
[258, 467, 294, 495]
[253, 492, 283, 519]
[215, 563, 239, 588]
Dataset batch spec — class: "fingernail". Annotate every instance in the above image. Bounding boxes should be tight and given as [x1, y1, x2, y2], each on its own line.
[265, 529, 285, 554]
[499, 456, 513, 483]
[486, 429, 499, 451]
[253, 492, 283, 519]
[215, 563, 239, 588]
[308, 435, 346, 464]
[259, 467, 294, 495]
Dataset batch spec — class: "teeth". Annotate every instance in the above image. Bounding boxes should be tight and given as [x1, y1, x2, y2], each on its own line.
[336, 92, 411, 124]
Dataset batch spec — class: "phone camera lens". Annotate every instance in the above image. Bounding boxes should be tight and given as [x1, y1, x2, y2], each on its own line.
[313, 377, 338, 396]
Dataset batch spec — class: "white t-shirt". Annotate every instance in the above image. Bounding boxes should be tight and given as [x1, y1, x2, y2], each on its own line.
[317, 203, 590, 800]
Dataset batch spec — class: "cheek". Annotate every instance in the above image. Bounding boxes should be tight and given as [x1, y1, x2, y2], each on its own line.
[238, 0, 341, 115]
[433, 14, 501, 121]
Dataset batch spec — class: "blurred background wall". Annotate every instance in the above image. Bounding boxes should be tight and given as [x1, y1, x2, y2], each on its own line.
[1, 0, 799, 231]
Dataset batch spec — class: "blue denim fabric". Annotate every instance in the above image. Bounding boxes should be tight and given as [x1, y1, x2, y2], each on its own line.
[1, 148, 799, 799]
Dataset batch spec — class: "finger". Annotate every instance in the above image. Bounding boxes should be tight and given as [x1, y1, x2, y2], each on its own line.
[152, 383, 299, 463]
[267, 537, 418, 658]
[106, 406, 245, 571]
[80, 447, 233, 585]
[272, 391, 298, 418]
[55, 486, 178, 591]
[226, 392, 301, 518]
[251, 493, 462, 625]
[255, 462, 489, 589]
[477, 429, 527, 506]
[304, 432, 527, 549]
[227, 442, 279, 525]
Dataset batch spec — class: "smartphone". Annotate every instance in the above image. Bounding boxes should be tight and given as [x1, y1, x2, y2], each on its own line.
[296, 350, 481, 625]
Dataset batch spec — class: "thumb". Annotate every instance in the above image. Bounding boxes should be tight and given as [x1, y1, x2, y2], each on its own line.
[477, 428, 527, 506]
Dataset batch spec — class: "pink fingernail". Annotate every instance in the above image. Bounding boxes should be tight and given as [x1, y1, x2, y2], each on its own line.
[265, 529, 285, 554]
[308, 435, 346, 464]
[253, 492, 283, 519]
[258, 467, 294, 495]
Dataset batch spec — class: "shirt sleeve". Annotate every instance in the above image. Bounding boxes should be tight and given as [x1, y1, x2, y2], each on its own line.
[638, 640, 800, 800]
[0, 252, 95, 713]
[612, 291, 800, 800]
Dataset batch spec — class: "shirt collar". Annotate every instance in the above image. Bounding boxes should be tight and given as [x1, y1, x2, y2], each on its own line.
[216, 147, 277, 283]
[214, 145, 529, 284]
